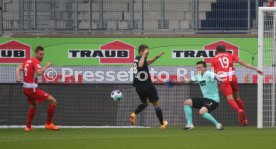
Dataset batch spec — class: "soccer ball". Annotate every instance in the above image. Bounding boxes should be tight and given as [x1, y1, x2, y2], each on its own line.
[111, 90, 123, 101]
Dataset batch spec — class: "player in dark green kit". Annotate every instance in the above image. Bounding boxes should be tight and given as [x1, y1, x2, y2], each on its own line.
[130, 44, 168, 129]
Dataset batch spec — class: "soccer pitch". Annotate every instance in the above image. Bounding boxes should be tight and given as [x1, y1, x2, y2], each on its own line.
[0, 127, 276, 149]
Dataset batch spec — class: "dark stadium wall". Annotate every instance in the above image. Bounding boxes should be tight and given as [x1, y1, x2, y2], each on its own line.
[0, 84, 257, 127]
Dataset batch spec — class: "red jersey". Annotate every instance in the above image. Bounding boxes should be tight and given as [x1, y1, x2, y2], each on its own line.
[22, 58, 50, 103]
[211, 52, 240, 96]
[268, 1, 274, 7]
[22, 58, 42, 84]
[211, 52, 239, 74]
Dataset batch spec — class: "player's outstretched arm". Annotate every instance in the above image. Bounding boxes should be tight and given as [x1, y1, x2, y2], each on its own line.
[179, 75, 193, 84]
[138, 49, 148, 68]
[16, 65, 23, 82]
[147, 52, 165, 65]
[165, 75, 192, 88]
[36, 62, 52, 76]
[237, 59, 264, 75]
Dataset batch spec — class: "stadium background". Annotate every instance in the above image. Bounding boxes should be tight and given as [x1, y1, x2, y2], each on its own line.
[0, 0, 272, 127]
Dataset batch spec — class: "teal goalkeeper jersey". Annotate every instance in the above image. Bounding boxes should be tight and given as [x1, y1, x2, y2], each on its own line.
[191, 71, 220, 103]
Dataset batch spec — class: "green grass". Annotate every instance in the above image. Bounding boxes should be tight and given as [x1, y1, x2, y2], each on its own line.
[0, 127, 275, 149]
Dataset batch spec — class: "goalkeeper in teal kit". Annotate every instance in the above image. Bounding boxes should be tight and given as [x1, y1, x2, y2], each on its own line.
[166, 61, 223, 130]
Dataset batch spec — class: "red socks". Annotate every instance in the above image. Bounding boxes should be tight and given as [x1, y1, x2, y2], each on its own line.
[237, 98, 247, 119]
[46, 104, 56, 124]
[26, 103, 56, 128]
[27, 108, 37, 128]
[236, 98, 245, 110]
[228, 99, 241, 112]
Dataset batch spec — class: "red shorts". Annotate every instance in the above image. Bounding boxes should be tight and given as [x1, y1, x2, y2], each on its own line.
[23, 88, 50, 104]
[219, 75, 239, 97]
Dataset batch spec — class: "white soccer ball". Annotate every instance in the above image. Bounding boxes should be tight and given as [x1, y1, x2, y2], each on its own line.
[111, 90, 123, 101]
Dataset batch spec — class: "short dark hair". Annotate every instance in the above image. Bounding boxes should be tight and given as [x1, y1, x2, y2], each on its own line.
[138, 44, 149, 53]
[196, 61, 207, 68]
[35, 46, 44, 53]
[216, 45, 226, 53]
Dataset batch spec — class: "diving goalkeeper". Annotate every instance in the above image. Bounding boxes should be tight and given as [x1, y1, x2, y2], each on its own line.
[167, 61, 223, 130]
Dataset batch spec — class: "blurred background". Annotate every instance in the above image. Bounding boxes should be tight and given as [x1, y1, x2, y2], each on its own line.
[0, 0, 273, 36]
[0, 0, 274, 127]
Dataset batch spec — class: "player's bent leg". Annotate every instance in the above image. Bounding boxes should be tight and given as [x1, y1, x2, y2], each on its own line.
[226, 95, 242, 112]
[199, 107, 223, 130]
[233, 91, 239, 101]
[183, 99, 194, 130]
[234, 92, 247, 114]
[198, 106, 208, 115]
[153, 101, 168, 129]
[220, 82, 242, 112]
[45, 95, 59, 130]
[130, 100, 149, 126]
[25, 101, 38, 131]
[47, 95, 57, 104]
[221, 82, 245, 125]
[134, 100, 149, 115]
[130, 102, 149, 126]
[226, 95, 245, 125]
[131, 88, 149, 126]
[234, 92, 248, 126]
[184, 99, 193, 107]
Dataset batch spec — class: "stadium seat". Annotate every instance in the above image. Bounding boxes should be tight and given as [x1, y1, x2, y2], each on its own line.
[3, 0, 259, 32]
[107, 21, 118, 30]
[200, 0, 262, 30]
[78, 21, 90, 29]
[118, 21, 128, 30]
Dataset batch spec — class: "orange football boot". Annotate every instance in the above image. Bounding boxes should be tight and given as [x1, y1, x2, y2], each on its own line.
[45, 122, 59, 130]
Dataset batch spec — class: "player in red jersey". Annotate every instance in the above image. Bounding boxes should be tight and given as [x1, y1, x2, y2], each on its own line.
[211, 45, 263, 125]
[16, 46, 59, 131]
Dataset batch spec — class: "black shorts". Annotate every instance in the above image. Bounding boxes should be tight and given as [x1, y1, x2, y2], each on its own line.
[191, 98, 219, 112]
[135, 84, 159, 104]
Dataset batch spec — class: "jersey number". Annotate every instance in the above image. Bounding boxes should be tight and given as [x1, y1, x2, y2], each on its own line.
[133, 63, 138, 78]
[24, 64, 29, 76]
[218, 57, 229, 68]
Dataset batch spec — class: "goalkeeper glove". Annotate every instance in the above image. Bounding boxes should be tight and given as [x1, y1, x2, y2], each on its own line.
[165, 80, 178, 88]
